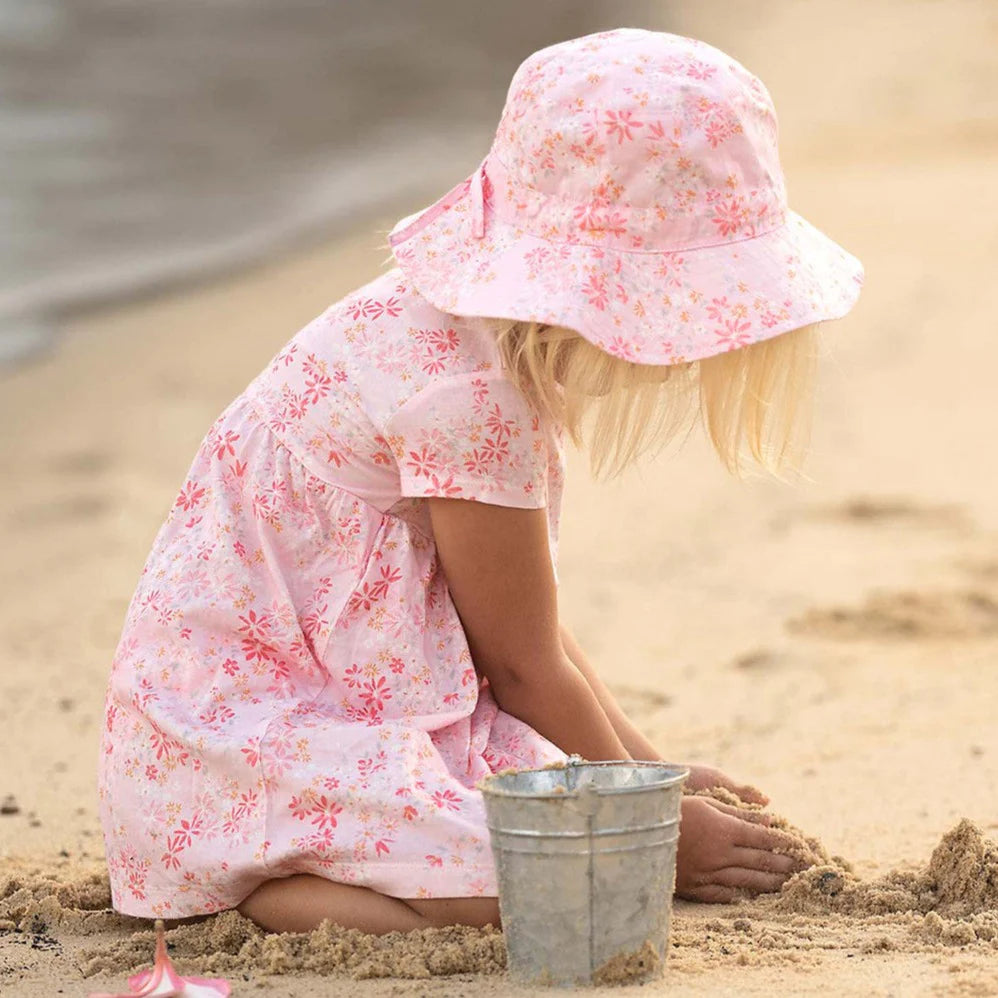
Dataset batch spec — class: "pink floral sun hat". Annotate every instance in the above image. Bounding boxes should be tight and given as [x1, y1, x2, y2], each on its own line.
[387, 27, 864, 365]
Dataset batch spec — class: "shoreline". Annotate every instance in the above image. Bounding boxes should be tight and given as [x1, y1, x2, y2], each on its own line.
[0, 122, 492, 370]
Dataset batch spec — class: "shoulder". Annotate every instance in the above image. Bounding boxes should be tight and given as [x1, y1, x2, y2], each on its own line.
[333, 266, 498, 370]
[333, 272, 560, 509]
[383, 365, 559, 509]
[347, 273, 559, 468]
[239, 265, 563, 510]
[333, 268, 513, 417]
[247, 265, 502, 414]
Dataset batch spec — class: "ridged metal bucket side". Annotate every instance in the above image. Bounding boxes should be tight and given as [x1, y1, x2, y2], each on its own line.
[479, 760, 688, 988]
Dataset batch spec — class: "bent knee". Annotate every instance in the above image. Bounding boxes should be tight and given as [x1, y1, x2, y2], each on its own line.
[403, 895, 500, 929]
[235, 874, 317, 933]
[234, 877, 277, 928]
[235, 876, 500, 934]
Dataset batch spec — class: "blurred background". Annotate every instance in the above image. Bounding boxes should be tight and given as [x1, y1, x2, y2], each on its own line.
[0, 0, 662, 364]
[2, 3, 998, 991]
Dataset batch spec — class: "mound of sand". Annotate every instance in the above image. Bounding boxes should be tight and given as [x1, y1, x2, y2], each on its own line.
[685, 787, 998, 956]
[0, 859, 506, 980]
[775, 817, 998, 934]
[0, 858, 133, 937]
[74, 912, 507, 981]
[4, 798, 996, 985]
[692, 787, 997, 915]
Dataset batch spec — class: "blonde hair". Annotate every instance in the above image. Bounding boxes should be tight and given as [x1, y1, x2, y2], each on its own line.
[483, 318, 822, 482]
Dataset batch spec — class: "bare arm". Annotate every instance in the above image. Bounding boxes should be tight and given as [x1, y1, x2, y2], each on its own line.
[560, 622, 770, 806]
[426, 497, 630, 762]
[428, 498, 808, 901]
[559, 624, 664, 761]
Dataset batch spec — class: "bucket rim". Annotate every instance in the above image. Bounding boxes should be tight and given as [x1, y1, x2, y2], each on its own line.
[477, 758, 690, 798]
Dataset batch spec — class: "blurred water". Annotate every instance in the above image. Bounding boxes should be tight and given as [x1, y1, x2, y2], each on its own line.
[0, 0, 661, 366]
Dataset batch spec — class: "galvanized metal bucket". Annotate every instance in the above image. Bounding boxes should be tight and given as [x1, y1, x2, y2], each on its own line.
[478, 756, 689, 988]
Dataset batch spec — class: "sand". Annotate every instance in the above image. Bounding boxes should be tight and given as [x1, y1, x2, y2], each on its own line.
[592, 941, 662, 986]
[2, 817, 996, 988]
[787, 589, 998, 640]
[0, 859, 507, 982]
[2, 1, 998, 995]
[689, 785, 843, 870]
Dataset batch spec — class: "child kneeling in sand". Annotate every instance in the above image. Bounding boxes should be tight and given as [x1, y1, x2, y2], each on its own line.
[97, 28, 863, 933]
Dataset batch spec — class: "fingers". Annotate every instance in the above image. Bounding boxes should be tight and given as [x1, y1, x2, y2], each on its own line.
[697, 799, 817, 864]
[736, 820, 812, 856]
[690, 798, 814, 861]
[699, 798, 770, 824]
[678, 867, 787, 903]
[735, 783, 769, 806]
[707, 866, 789, 894]
[703, 769, 769, 807]
[728, 846, 801, 876]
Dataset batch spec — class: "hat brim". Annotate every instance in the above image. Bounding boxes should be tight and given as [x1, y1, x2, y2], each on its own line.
[387, 168, 864, 366]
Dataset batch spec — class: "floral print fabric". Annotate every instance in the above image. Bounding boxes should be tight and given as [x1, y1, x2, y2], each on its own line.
[388, 27, 863, 366]
[97, 267, 569, 918]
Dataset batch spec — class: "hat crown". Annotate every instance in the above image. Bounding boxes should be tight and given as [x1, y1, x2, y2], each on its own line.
[487, 28, 787, 251]
[387, 30, 863, 368]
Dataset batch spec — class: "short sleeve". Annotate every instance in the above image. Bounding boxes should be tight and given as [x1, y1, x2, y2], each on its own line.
[383, 373, 552, 508]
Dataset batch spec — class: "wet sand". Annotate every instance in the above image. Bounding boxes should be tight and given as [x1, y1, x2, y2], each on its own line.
[2, 0, 998, 994]
[0, 0, 645, 363]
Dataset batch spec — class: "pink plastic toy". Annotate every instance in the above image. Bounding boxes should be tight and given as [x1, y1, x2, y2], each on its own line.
[88, 919, 231, 998]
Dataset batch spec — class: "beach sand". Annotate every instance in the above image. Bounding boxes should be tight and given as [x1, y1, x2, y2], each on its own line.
[2, 1, 997, 994]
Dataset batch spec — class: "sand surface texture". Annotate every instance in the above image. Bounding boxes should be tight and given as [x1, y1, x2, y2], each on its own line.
[2, 1, 997, 994]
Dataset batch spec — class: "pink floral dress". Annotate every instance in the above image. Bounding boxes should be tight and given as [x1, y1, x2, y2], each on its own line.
[97, 266, 570, 918]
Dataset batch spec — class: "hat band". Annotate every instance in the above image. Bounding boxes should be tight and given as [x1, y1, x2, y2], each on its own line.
[474, 151, 788, 254]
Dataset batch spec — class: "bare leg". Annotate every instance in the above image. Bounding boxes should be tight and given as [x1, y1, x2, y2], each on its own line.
[405, 894, 500, 929]
[236, 873, 500, 935]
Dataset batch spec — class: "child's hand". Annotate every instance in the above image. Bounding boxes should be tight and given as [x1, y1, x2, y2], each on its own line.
[674, 795, 805, 903]
[681, 763, 768, 806]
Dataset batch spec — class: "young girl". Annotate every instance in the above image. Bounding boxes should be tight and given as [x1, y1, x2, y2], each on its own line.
[97, 28, 863, 935]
